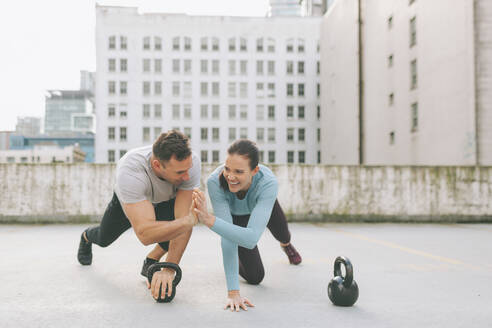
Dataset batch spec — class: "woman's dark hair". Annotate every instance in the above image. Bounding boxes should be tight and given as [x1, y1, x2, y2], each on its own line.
[152, 130, 191, 164]
[219, 139, 259, 190]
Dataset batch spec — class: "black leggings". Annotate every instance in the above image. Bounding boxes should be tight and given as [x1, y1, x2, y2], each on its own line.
[85, 193, 175, 251]
[233, 199, 291, 285]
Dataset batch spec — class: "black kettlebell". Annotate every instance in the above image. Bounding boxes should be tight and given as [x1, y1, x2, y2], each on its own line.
[327, 256, 359, 306]
[147, 262, 182, 303]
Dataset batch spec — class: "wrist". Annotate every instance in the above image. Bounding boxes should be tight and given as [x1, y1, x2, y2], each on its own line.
[228, 290, 240, 297]
[205, 214, 216, 228]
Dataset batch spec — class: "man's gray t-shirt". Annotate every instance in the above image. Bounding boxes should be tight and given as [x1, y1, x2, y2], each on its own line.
[114, 145, 201, 204]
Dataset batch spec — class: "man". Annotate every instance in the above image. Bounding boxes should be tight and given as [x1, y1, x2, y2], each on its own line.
[77, 130, 200, 300]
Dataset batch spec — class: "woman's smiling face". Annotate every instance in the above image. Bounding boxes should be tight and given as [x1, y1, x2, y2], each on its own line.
[223, 154, 259, 193]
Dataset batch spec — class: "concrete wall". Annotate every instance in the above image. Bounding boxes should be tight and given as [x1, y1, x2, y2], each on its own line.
[1, 163, 491, 223]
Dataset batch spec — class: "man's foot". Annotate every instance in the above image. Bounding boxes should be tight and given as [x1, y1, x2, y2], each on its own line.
[77, 231, 92, 265]
[281, 243, 302, 265]
[141, 257, 158, 277]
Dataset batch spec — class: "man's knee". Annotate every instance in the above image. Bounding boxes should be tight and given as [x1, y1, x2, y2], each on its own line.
[245, 269, 265, 285]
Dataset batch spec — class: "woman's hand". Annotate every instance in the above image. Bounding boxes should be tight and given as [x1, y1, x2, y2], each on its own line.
[192, 189, 215, 228]
[225, 290, 254, 312]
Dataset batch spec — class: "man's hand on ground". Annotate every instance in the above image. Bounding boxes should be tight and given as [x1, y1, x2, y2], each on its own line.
[147, 267, 175, 300]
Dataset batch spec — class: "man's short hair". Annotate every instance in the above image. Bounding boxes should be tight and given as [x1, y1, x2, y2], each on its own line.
[152, 130, 191, 163]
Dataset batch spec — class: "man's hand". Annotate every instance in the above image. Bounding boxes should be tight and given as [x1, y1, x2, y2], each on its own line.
[192, 189, 215, 228]
[147, 268, 175, 300]
[225, 290, 254, 312]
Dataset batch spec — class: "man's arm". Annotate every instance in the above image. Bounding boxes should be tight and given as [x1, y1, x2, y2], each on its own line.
[122, 199, 194, 246]
[166, 189, 194, 264]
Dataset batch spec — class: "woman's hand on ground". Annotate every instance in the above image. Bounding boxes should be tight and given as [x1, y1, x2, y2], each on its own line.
[225, 290, 254, 312]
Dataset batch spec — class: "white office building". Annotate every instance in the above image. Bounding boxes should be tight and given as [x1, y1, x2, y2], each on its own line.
[320, 0, 492, 165]
[0, 144, 86, 163]
[95, 5, 321, 164]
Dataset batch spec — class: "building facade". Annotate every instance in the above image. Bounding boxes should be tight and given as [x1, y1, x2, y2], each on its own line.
[96, 6, 321, 164]
[0, 144, 85, 164]
[320, 0, 492, 165]
[15, 116, 42, 136]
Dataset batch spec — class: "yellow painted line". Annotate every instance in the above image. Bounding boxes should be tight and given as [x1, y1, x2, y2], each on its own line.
[334, 229, 465, 266]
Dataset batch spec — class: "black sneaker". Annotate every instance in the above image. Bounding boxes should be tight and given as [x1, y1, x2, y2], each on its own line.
[141, 257, 158, 277]
[281, 243, 302, 265]
[77, 230, 92, 265]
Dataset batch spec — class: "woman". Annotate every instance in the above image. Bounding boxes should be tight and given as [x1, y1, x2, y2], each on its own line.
[192, 139, 302, 312]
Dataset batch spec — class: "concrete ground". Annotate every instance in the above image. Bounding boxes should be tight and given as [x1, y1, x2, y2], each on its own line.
[1, 223, 491, 328]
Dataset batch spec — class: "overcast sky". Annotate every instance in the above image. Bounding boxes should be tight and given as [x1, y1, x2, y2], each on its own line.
[0, 0, 270, 131]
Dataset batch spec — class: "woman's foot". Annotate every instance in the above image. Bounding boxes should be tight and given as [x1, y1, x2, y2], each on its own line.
[281, 243, 302, 265]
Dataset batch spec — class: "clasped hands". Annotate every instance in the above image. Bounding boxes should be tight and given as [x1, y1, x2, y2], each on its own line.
[188, 189, 215, 228]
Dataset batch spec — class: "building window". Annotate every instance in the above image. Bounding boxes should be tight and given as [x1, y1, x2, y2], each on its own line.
[317, 83, 320, 97]
[228, 38, 236, 51]
[172, 104, 180, 119]
[108, 150, 115, 163]
[201, 128, 208, 141]
[212, 127, 220, 142]
[256, 38, 263, 52]
[298, 128, 305, 142]
[268, 128, 275, 142]
[389, 93, 394, 106]
[108, 81, 116, 95]
[120, 59, 127, 72]
[240, 105, 248, 119]
[120, 104, 127, 118]
[317, 61, 320, 74]
[108, 59, 116, 72]
[119, 81, 127, 95]
[154, 59, 161, 73]
[184, 127, 192, 139]
[201, 37, 208, 51]
[410, 16, 417, 47]
[298, 83, 305, 97]
[317, 151, 321, 164]
[317, 105, 321, 119]
[120, 150, 127, 159]
[259, 151, 264, 163]
[287, 128, 294, 142]
[388, 54, 394, 67]
[287, 151, 294, 163]
[268, 151, 275, 164]
[298, 151, 305, 164]
[240, 82, 248, 98]
[388, 16, 393, 29]
[256, 128, 264, 142]
[240, 127, 248, 139]
[108, 36, 116, 50]
[200, 104, 208, 119]
[298, 61, 304, 74]
[287, 83, 294, 96]
[143, 36, 151, 50]
[240, 38, 247, 52]
[267, 38, 275, 52]
[143, 127, 150, 142]
[143, 59, 151, 72]
[212, 150, 219, 163]
[173, 37, 180, 51]
[108, 104, 116, 117]
[172, 59, 180, 73]
[256, 105, 264, 120]
[317, 128, 320, 143]
[212, 37, 220, 51]
[212, 82, 220, 97]
[184, 104, 192, 119]
[201, 150, 208, 163]
[184, 37, 192, 51]
[184, 82, 192, 98]
[287, 105, 294, 118]
[240, 60, 248, 75]
[268, 105, 275, 120]
[212, 60, 220, 74]
[286, 61, 293, 75]
[228, 127, 236, 141]
[411, 59, 417, 89]
[411, 102, 418, 132]
[212, 104, 220, 119]
[154, 81, 161, 95]
[228, 105, 236, 119]
[228, 82, 236, 98]
[108, 127, 115, 141]
[183, 59, 191, 74]
[297, 39, 305, 53]
[256, 61, 264, 75]
[143, 104, 151, 118]
[172, 82, 180, 97]
[154, 37, 162, 50]
[200, 82, 208, 97]
[154, 104, 162, 118]
[229, 60, 236, 75]
[389, 131, 395, 145]
[267, 61, 275, 75]
[267, 83, 275, 98]
[199, 60, 208, 74]
[298, 106, 305, 119]
[120, 36, 127, 50]
[286, 39, 294, 53]
[120, 127, 127, 141]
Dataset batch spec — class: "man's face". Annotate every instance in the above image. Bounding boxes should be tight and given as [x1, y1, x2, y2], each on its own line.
[154, 155, 193, 186]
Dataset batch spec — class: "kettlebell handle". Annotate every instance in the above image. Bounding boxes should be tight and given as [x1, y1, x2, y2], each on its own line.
[333, 256, 354, 287]
[147, 262, 182, 286]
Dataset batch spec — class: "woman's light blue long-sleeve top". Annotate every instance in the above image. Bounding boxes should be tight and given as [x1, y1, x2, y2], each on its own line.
[206, 164, 278, 291]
